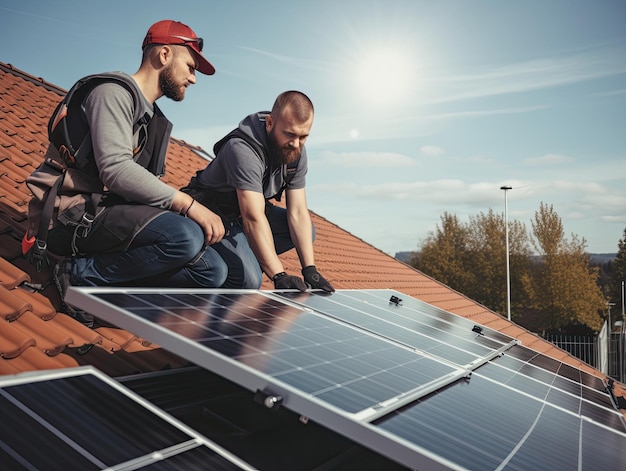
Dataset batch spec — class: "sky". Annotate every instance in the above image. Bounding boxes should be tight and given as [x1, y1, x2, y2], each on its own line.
[2, 0, 625, 255]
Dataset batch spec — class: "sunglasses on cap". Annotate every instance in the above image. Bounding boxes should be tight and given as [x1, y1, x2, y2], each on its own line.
[170, 35, 203, 52]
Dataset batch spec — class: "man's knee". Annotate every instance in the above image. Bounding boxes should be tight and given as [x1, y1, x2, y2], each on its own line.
[184, 247, 228, 287]
[242, 265, 263, 289]
[171, 218, 206, 261]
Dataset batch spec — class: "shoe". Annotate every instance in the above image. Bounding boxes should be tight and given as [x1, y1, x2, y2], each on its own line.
[53, 258, 94, 327]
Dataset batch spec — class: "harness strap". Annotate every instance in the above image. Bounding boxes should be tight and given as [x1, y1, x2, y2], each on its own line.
[213, 127, 300, 201]
[30, 169, 66, 271]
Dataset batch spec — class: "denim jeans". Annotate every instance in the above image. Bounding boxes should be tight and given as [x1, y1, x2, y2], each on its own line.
[68, 212, 228, 288]
[211, 203, 315, 289]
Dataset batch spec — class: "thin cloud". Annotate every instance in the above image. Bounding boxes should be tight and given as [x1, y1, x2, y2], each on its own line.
[238, 46, 328, 71]
[421, 46, 626, 105]
[601, 215, 626, 223]
[592, 88, 626, 98]
[524, 154, 573, 166]
[420, 145, 445, 156]
[319, 151, 416, 167]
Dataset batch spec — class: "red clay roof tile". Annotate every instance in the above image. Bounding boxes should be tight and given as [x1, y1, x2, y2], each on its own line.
[0, 347, 78, 374]
[10, 311, 73, 356]
[10, 288, 56, 320]
[0, 319, 36, 359]
[0, 256, 29, 289]
[46, 313, 103, 348]
[0, 284, 31, 321]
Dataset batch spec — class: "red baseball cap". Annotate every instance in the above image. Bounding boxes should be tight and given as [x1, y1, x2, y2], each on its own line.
[142, 20, 215, 75]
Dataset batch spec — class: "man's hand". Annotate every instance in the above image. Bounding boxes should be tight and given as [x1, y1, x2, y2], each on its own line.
[302, 265, 335, 293]
[272, 272, 307, 291]
[187, 200, 225, 245]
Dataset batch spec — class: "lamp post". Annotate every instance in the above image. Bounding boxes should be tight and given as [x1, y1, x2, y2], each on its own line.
[500, 185, 512, 321]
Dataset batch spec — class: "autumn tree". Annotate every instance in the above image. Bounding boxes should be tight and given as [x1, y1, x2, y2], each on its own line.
[410, 212, 475, 292]
[530, 202, 605, 332]
[465, 209, 533, 316]
[411, 209, 533, 319]
[411, 202, 606, 332]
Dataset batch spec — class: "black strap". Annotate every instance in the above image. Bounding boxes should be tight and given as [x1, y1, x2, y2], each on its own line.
[30, 86, 160, 269]
[213, 128, 300, 201]
[31, 168, 65, 271]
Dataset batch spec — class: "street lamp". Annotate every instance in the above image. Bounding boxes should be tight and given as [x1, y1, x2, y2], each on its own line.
[500, 185, 512, 321]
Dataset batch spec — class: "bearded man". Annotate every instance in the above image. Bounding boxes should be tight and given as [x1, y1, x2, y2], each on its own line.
[24, 20, 227, 326]
[182, 91, 335, 292]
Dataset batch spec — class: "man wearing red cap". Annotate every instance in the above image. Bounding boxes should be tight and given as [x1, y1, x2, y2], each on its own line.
[25, 20, 227, 326]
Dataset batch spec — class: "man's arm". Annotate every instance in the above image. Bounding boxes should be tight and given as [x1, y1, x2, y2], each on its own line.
[171, 191, 225, 246]
[86, 83, 224, 245]
[284, 188, 315, 268]
[287, 188, 335, 292]
[237, 188, 284, 278]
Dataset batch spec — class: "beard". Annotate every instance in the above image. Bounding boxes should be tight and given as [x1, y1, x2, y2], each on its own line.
[267, 127, 301, 166]
[159, 65, 185, 101]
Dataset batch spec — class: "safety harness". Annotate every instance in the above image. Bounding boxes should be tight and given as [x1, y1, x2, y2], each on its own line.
[183, 127, 301, 221]
[23, 73, 161, 271]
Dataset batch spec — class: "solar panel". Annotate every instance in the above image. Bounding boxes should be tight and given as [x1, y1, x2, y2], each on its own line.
[66, 287, 626, 470]
[0, 366, 254, 470]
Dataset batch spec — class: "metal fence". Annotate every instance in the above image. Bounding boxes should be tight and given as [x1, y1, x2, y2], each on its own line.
[543, 331, 625, 382]
[543, 334, 597, 368]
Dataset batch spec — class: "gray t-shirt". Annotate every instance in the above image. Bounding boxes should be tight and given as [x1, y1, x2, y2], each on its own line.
[193, 112, 307, 199]
[83, 72, 175, 209]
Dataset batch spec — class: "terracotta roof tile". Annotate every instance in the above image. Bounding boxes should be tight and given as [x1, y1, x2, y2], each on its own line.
[0, 284, 31, 321]
[0, 61, 623, 409]
[10, 288, 56, 320]
[95, 327, 140, 351]
[10, 311, 73, 356]
[0, 347, 78, 374]
[46, 313, 103, 347]
[0, 256, 29, 288]
[94, 334, 124, 353]
[0, 318, 35, 359]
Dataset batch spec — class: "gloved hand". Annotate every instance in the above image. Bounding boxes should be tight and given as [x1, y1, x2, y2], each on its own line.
[302, 265, 335, 293]
[272, 272, 307, 291]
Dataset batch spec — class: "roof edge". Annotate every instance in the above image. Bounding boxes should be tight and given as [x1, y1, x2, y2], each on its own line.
[1, 61, 67, 95]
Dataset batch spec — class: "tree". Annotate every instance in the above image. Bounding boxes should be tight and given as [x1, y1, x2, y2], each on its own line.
[465, 209, 532, 316]
[410, 212, 475, 292]
[411, 210, 533, 318]
[412, 202, 605, 332]
[530, 203, 605, 332]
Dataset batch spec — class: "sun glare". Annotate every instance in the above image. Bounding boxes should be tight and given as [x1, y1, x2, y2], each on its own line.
[354, 47, 414, 107]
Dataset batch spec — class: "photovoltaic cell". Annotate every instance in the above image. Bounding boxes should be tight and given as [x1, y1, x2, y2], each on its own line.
[66, 287, 626, 471]
[0, 367, 252, 470]
[276, 290, 515, 366]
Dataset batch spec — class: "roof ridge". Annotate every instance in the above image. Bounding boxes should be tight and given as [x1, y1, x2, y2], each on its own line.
[0, 61, 67, 95]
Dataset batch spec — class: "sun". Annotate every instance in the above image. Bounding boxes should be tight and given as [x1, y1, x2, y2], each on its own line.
[354, 47, 414, 107]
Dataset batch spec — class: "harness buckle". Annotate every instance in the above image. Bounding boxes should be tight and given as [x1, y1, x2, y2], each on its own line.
[76, 212, 95, 238]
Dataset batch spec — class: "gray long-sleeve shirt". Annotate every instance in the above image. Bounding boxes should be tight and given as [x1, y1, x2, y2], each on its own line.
[83, 73, 175, 209]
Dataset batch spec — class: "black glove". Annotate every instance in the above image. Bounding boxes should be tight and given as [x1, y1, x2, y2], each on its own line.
[272, 272, 307, 291]
[302, 265, 335, 293]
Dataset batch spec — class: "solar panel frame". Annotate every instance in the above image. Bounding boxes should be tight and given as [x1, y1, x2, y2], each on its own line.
[67, 287, 503, 470]
[66, 287, 626, 470]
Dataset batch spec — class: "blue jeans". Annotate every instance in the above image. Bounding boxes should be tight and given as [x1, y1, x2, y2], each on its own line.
[211, 204, 315, 289]
[69, 212, 228, 288]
